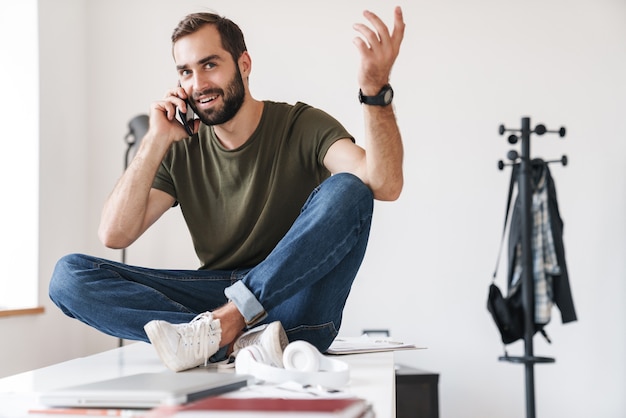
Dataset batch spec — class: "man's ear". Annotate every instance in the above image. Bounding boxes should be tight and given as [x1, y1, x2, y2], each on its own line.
[238, 51, 252, 78]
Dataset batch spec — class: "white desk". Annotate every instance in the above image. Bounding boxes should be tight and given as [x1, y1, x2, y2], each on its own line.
[0, 342, 395, 418]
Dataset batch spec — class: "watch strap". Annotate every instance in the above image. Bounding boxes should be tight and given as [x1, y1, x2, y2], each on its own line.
[358, 84, 393, 106]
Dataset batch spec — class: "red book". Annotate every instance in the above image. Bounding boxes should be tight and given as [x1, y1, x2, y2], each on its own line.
[145, 396, 371, 418]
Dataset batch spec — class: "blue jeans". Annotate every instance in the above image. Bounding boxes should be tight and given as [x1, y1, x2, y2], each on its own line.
[49, 173, 373, 353]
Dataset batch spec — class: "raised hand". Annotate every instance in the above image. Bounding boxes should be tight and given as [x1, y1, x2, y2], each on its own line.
[352, 6, 405, 95]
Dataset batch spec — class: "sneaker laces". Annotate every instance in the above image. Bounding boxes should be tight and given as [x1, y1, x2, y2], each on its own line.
[181, 312, 218, 367]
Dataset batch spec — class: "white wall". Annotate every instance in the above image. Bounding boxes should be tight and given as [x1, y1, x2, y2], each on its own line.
[0, 0, 116, 380]
[0, 0, 624, 417]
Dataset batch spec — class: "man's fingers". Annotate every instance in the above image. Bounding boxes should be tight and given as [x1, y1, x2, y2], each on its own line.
[354, 7, 405, 54]
[353, 22, 380, 49]
[390, 6, 406, 52]
[159, 91, 188, 115]
[164, 85, 187, 99]
[151, 101, 170, 122]
[363, 10, 390, 44]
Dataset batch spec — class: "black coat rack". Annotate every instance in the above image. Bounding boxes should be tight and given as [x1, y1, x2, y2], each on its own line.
[497, 116, 567, 418]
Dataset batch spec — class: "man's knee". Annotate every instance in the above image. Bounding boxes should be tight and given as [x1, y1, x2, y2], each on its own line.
[49, 253, 87, 305]
[327, 173, 371, 195]
[320, 173, 374, 214]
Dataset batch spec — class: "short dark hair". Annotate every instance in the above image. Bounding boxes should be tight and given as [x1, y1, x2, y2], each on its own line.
[171, 12, 247, 62]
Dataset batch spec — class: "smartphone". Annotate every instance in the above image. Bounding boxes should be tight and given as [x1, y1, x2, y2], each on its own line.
[177, 98, 195, 136]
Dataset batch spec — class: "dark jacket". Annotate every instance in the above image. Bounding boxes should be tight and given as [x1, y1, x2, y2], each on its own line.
[507, 160, 577, 324]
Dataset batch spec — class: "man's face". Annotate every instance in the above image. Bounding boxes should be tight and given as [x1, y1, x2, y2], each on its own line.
[188, 64, 245, 126]
[173, 25, 246, 126]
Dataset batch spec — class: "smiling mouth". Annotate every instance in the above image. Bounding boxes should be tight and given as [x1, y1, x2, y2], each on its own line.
[198, 95, 218, 105]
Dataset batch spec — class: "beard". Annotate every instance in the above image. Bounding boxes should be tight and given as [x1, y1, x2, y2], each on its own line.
[189, 66, 245, 126]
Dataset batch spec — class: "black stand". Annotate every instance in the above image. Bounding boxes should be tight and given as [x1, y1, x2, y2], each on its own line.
[118, 115, 149, 348]
[497, 116, 566, 418]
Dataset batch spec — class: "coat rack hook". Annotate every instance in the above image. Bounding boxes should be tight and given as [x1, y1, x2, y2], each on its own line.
[545, 155, 568, 166]
[534, 124, 566, 137]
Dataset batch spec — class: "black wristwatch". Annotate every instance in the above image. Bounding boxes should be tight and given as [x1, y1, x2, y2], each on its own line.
[358, 84, 394, 106]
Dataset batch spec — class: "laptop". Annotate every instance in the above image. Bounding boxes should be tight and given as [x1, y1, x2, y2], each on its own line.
[37, 371, 252, 409]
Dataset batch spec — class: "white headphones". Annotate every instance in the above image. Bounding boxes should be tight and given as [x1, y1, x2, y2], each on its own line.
[235, 340, 350, 388]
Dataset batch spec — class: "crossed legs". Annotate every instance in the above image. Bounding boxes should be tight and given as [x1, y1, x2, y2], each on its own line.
[49, 173, 374, 352]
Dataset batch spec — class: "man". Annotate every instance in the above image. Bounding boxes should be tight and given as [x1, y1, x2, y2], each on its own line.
[49, 7, 405, 372]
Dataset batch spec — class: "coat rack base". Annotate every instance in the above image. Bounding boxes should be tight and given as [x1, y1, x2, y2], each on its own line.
[499, 355, 555, 365]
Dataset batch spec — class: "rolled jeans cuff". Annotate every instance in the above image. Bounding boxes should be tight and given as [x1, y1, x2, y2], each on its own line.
[224, 280, 267, 327]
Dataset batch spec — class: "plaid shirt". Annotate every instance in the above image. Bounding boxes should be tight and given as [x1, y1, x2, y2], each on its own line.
[511, 166, 561, 325]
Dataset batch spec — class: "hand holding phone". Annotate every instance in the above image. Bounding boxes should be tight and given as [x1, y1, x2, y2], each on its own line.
[177, 98, 195, 136]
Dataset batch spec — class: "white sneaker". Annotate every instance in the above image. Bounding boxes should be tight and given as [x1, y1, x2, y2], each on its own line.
[232, 321, 289, 367]
[144, 312, 221, 372]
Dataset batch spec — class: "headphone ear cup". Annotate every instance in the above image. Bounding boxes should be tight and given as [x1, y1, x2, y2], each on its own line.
[234, 340, 350, 388]
[234, 345, 268, 375]
[282, 340, 322, 372]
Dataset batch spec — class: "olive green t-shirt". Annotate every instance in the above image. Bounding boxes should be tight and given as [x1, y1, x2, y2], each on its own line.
[152, 101, 353, 270]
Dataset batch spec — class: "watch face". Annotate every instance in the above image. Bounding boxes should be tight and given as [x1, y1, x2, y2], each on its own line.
[383, 87, 393, 104]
